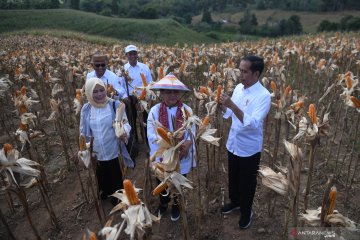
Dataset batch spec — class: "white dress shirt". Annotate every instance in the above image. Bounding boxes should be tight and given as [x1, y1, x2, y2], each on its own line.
[147, 103, 195, 174]
[86, 69, 128, 99]
[123, 61, 152, 96]
[223, 81, 271, 157]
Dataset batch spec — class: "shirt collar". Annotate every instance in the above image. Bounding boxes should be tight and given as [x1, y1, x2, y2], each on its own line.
[243, 80, 260, 93]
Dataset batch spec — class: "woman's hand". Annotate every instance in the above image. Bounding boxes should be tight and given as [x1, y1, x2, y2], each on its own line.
[179, 140, 192, 159]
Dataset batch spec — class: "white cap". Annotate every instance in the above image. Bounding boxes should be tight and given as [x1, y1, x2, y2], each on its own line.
[125, 45, 138, 53]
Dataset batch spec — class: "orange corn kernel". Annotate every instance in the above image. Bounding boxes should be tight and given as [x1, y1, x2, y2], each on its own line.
[216, 85, 222, 102]
[308, 104, 318, 124]
[123, 179, 141, 205]
[140, 73, 147, 87]
[152, 182, 168, 196]
[157, 127, 171, 145]
[350, 96, 360, 108]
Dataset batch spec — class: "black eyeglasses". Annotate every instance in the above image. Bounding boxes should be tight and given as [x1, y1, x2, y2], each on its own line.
[94, 63, 106, 68]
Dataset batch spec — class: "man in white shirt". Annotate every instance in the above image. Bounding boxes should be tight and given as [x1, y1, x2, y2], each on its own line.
[86, 54, 127, 99]
[123, 44, 152, 144]
[219, 55, 271, 229]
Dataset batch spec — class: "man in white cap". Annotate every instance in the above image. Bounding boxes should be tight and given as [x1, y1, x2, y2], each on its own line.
[147, 73, 195, 222]
[86, 53, 127, 100]
[123, 44, 152, 143]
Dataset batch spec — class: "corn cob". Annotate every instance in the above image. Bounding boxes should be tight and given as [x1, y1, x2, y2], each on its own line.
[159, 66, 164, 80]
[79, 135, 86, 151]
[139, 90, 146, 100]
[208, 80, 213, 88]
[271, 81, 277, 93]
[140, 73, 147, 87]
[157, 127, 171, 145]
[19, 123, 29, 131]
[284, 86, 292, 98]
[152, 182, 168, 196]
[308, 104, 318, 124]
[19, 104, 28, 114]
[210, 63, 216, 74]
[199, 86, 210, 96]
[345, 75, 352, 90]
[184, 109, 190, 119]
[216, 85, 222, 103]
[123, 179, 141, 205]
[3, 143, 13, 156]
[327, 186, 337, 215]
[202, 116, 210, 126]
[350, 96, 360, 108]
[75, 89, 82, 101]
[20, 86, 27, 95]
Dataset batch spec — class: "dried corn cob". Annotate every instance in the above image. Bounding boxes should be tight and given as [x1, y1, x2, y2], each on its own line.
[216, 85, 222, 103]
[159, 66, 164, 80]
[19, 123, 29, 131]
[75, 89, 82, 101]
[140, 73, 147, 87]
[210, 63, 216, 74]
[345, 75, 352, 90]
[327, 186, 337, 215]
[123, 179, 140, 205]
[157, 127, 171, 145]
[199, 86, 210, 96]
[350, 96, 360, 108]
[20, 86, 27, 95]
[152, 182, 168, 196]
[208, 80, 213, 88]
[202, 116, 210, 126]
[308, 104, 318, 124]
[19, 104, 28, 114]
[79, 135, 86, 151]
[3, 143, 13, 156]
[284, 86, 292, 98]
[271, 81, 277, 93]
[139, 90, 146, 100]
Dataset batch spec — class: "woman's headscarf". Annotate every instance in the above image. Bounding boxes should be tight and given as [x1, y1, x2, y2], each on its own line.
[84, 77, 110, 108]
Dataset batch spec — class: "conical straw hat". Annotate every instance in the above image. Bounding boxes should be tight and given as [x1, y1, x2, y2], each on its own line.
[150, 73, 190, 91]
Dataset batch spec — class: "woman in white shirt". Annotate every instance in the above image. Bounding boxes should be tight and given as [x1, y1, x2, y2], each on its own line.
[80, 77, 132, 205]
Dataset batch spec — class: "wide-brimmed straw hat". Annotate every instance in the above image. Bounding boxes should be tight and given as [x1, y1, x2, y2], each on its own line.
[150, 73, 190, 91]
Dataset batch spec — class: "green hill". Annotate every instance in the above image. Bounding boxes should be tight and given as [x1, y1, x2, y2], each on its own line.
[0, 9, 214, 45]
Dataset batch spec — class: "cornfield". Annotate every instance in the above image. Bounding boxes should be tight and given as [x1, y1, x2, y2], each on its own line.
[0, 32, 359, 239]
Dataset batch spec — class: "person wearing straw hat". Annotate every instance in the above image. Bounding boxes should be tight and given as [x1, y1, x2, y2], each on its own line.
[147, 73, 195, 222]
[80, 77, 133, 206]
[86, 53, 127, 99]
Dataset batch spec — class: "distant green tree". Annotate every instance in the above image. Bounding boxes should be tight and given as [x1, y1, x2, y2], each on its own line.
[317, 20, 339, 31]
[70, 0, 80, 9]
[201, 9, 213, 24]
[239, 9, 258, 34]
[138, 7, 158, 19]
[287, 15, 302, 34]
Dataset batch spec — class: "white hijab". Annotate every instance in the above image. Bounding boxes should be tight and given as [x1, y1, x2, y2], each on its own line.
[85, 77, 110, 108]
